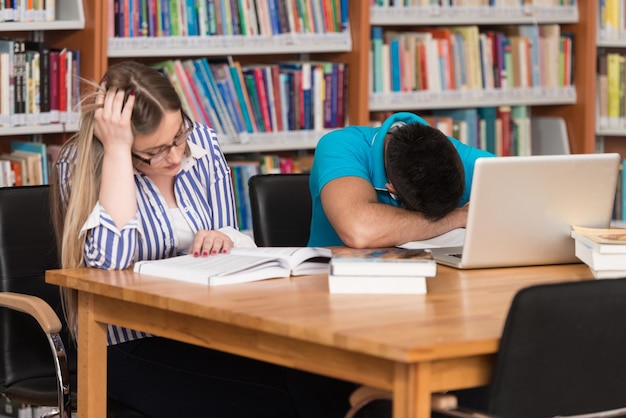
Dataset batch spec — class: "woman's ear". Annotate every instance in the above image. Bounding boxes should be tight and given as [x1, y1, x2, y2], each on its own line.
[386, 183, 397, 195]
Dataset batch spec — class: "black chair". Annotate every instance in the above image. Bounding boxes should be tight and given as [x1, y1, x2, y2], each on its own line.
[348, 278, 626, 418]
[248, 173, 312, 247]
[0, 185, 145, 418]
[476, 278, 626, 418]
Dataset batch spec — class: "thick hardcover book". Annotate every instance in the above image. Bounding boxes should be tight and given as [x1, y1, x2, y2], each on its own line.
[57, 48, 67, 120]
[133, 247, 331, 286]
[574, 240, 626, 272]
[571, 225, 626, 254]
[328, 273, 427, 294]
[13, 39, 25, 126]
[329, 248, 437, 277]
[48, 49, 59, 123]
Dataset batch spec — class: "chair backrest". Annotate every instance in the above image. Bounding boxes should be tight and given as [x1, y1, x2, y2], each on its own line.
[248, 173, 312, 247]
[488, 278, 626, 418]
[0, 185, 75, 398]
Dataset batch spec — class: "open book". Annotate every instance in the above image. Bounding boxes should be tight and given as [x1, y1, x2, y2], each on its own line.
[133, 247, 331, 286]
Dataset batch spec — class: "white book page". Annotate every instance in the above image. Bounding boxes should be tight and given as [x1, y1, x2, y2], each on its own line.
[134, 254, 280, 277]
[397, 228, 466, 249]
[230, 247, 331, 269]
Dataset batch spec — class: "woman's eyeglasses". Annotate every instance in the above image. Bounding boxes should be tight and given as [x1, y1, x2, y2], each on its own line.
[132, 112, 193, 166]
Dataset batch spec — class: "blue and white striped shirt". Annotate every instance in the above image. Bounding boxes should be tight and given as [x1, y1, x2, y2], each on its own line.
[56, 122, 238, 345]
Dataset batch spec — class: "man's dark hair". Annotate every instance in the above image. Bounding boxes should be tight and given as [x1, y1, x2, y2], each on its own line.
[385, 122, 465, 221]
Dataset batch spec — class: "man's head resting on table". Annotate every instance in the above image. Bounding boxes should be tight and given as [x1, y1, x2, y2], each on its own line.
[384, 122, 465, 221]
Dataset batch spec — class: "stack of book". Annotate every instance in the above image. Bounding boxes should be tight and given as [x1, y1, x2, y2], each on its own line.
[571, 225, 626, 279]
[328, 248, 437, 294]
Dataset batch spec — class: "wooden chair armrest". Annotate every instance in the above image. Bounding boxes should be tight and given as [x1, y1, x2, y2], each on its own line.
[0, 292, 63, 334]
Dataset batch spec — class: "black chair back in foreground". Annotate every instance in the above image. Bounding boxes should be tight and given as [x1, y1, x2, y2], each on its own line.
[348, 278, 626, 418]
[485, 278, 626, 418]
[0, 186, 146, 418]
[248, 173, 312, 247]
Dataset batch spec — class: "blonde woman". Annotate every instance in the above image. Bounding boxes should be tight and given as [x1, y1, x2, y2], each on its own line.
[50, 61, 359, 417]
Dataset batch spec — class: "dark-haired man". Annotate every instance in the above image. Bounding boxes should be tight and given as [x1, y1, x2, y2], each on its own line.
[308, 112, 495, 248]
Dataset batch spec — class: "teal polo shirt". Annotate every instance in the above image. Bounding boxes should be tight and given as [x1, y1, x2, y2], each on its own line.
[307, 112, 495, 247]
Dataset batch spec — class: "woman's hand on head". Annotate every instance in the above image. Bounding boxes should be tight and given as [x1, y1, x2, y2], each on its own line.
[94, 83, 136, 153]
[189, 230, 234, 257]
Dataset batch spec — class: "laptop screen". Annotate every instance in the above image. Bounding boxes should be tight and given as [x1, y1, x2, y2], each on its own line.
[433, 153, 620, 269]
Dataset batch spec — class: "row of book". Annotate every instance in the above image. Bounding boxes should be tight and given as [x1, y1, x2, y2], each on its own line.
[0, 38, 80, 127]
[154, 58, 348, 143]
[370, 24, 572, 95]
[0, 0, 55, 23]
[599, 0, 626, 41]
[110, 0, 349, 39]
[230, 154, 312, 231]
[371, 0, 574, 6]
[0, 140, 57, 187]
[571, 225, 626, 280]
[372, 105, 531, 156]
[597, 52, 626, 130]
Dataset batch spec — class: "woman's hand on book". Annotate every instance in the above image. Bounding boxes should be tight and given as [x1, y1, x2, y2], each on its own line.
[189, 230, 234, 257]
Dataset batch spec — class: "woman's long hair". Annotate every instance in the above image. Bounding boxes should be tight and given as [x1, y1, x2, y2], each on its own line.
[49, 61, 184, 340]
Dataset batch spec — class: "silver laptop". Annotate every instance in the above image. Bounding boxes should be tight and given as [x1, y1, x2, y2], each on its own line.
[431, 153, 621, 269]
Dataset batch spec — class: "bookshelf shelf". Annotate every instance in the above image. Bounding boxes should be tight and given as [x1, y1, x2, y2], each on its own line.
[108, 32, 352, 58]
[0, 0, 85, 30]
[369, 87, 577, 112]
[370, 5, 578, 26]
[0, 124, 79, 136]
[597, 128, 626, 137]
[221, 133, 322, 155]
[0, 20, 85, 31]
[598, 39, 626, 48]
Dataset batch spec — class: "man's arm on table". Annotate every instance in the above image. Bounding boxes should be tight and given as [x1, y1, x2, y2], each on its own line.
[321, 176, 468, 248]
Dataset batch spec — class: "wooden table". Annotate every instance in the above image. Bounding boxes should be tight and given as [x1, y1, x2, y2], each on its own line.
[46, 263, 594, 418]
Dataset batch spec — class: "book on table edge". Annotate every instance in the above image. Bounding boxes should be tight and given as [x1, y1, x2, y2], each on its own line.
[588, 268, 626, 280]
[328, 274, 428, 295]
[571, 225, 626, 254]
[574, 240, 626, 271]
[133, 247, 330, 286]
[329, 248, 437, 277]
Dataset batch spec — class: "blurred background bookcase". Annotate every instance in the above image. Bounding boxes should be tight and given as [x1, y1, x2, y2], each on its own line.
[597, 0, 626, 157]
[367, 1, 595, 156]
[0, 0, 86, 150]
[0, 0, 601, 189]
[6, 0, 598, 157]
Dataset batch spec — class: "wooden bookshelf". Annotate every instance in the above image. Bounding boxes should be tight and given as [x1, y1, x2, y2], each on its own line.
[366, 2, 596, 155]
[0, 0, 87, 145]
[596, 5, 626, 157]
[31, 1, 598, 157]
[532, 1, 596, 154]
